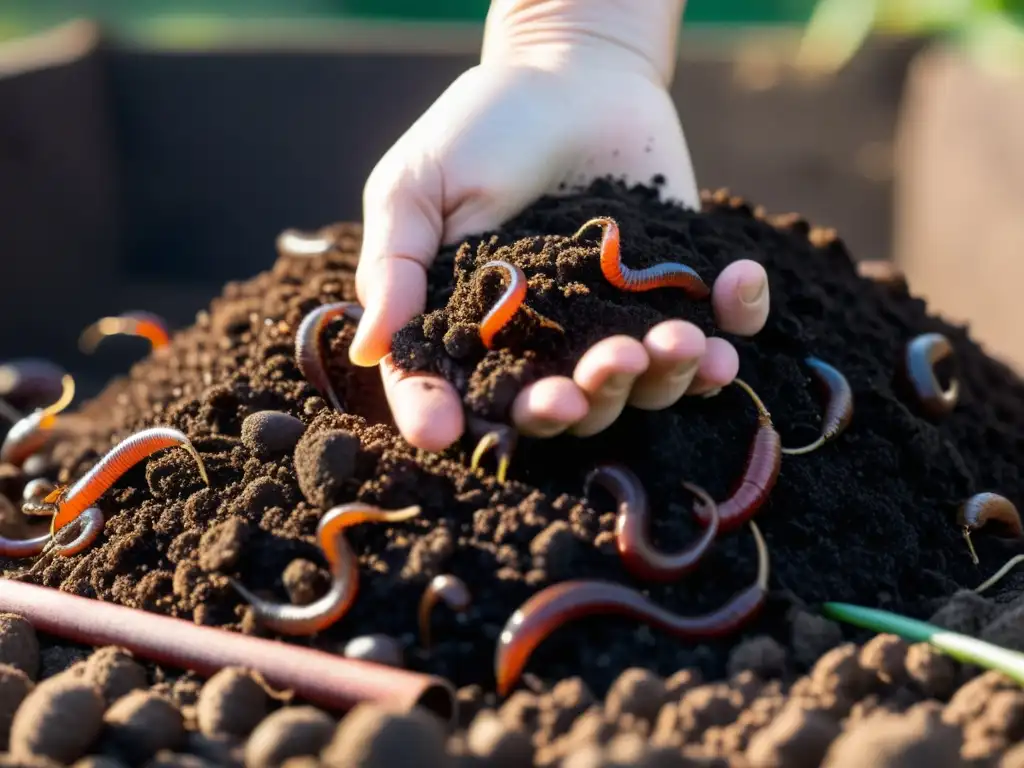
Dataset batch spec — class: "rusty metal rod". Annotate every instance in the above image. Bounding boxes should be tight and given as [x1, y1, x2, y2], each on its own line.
[0, 580, 455, 723]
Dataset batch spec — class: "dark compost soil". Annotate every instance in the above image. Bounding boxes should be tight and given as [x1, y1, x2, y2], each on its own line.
[1, 180, 1024, 766]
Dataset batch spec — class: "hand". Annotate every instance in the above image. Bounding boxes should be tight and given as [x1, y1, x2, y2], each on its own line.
[351, 1, 770, 452]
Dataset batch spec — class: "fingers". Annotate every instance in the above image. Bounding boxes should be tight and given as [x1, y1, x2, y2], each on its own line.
[712, 260, 770, 336]
[568, 337, 649, 437]
[687, 337, 740, 396]
[379, 355, 464, 452]
[628, 321, 705, 410]
[350, 156, 444, 368]
[511, 377, 588, 438]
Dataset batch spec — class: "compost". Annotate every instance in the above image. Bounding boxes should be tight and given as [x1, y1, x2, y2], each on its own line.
[1, 181, 1023, 766]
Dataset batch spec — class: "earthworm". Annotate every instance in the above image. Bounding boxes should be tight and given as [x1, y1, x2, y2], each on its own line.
[23, 427, 209, 535]
[467, 415, 517, 484]
[294, 302, 364, 412]
[781, 358, 853, 456]
[418, 574, 471, 649]
[0, 359, 66, 412]
[694, 379, 781, 532]
[494, 521, 769, 696]
[0, 507, 104, 559]
[573, 217, 710, 300]
[0, 375, 75, 467]
[22, 478, 56, 506]
[584, 464, 719, 582]
[80, 312, 171, 353]
[957, 492, 1023, 565]
[477, 261, 563, 350]
[903, 333, 959, 419]
[232, 503, 420, 636]
[974, 554, 1024, 595]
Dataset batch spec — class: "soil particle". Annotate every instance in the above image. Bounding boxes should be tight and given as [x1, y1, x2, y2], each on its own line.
[82, 648, 147, 706]
[244, 707, 335, 768]
[904, 643, 958, 700]
[341, 635, 404, 668]
[293, 429, 359, 509]
[535, 678, 596, 745]
[0, 617, 38, 681]
[528, 521, 583, 581]
[9, 676, 104, 764]
[282, 560, 327, 606]
[195, 667, 268, 738]
[821, 707, 964, 768]
[858, 634, 909, 688]
[808, 644, 871, 702]
[726, 637, 787, 681]
[0, 756, 63, 768]
[145, 753, 218, 768]
[603, 669, 667, 724]
[0, 665, 32, 750]
[928, 590, 997, 635]
[198, 519, 251, 573]
[789, 612, 843, 670]
[183, 731, 244, 766]
[943, 670, 1019, 726]
[242, 412, 306, 459]
[101, 689, 184, 763]
[38, 649, 88, 681]
[320, 704, 448, 768]
[464, 710, 533, 766]
[979, 598, 1024, 653]
[744, 700, 840, 768]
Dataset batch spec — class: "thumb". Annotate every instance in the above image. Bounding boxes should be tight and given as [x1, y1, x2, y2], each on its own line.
[349, 162, 444, 368]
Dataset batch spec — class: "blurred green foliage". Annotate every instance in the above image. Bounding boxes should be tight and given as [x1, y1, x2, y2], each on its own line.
[798, 0, 1024, 72]
[0, 1, 822, 44]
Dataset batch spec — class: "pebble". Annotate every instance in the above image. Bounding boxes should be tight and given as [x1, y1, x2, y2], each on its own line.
[241, 411, 306, 458]
[9, 677, 105, 763]
[822, 707, 963, 767]
[82, 647, 147, 705]
[789, 610, 842, 669]
[244, 707, 335, 768]
[858, 634, 909, 687]
[466, 710, 533, 766]
[196, 667, 268, 737]
[320, 703, 448, 768]
[745, 700, 840, 768]
[342, 635, 405, 668]
[727, 636, 787, 680]
[198, 518, 251, 573]
[604, 668, 666, 724]
[102, 690, 184, 763]
[293, 429, 359, 508]
[0, 616, 38, 680]
[0, 664, 32, 749]
[282, 560, 325, 606]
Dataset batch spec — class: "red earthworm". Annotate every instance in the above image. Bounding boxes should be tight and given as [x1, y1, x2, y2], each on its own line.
[0, 507, 104, 559]
[495, 521, 769, 696]
[418, 574, 471, 650]
[782, 357, 853, 456]
[294, 302, 364, 412]
[477, 261, 563, 350]
[232, 503, 420, 636]
[0, 359, 66, 412]
[0, 375, 75, 467]
[957, 492, 1023, 566]
[23, 427, 209, 535]
[467, 415, 517, 484]
[573, 217, 710, 300]
[584, 464, 719, 582]
[80, 312, 171, 353]
[903, 333, 959, 419]
[694, 379, 781, 533]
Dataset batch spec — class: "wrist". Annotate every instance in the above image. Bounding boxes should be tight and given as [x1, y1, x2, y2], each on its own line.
[482, 0, 685, 86]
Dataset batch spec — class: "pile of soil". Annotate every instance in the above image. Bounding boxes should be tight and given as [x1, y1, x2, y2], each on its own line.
[1, 180, 1023, 765]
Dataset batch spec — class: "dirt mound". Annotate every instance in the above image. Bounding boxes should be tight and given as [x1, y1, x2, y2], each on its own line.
[1, 180, 1023, 764]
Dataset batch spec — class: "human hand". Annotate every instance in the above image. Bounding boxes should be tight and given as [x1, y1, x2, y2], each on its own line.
[350, 0, 770, 452]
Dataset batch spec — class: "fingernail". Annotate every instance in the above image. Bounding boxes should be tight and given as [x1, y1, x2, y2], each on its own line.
[739, 275, 767, 305]
[599, 372, 636, 399]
